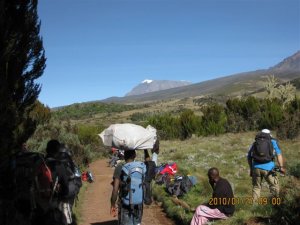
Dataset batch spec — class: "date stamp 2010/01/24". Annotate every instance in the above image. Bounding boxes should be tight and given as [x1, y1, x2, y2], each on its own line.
[208, 197, 281, 206]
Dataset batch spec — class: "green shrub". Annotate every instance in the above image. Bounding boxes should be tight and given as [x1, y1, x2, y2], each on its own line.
[200, 103, 227, 136]
[76, 124, 104, 145]
[288, 162, 300, 178]
[270, 177, 300, 224]
[178, 109, 201, 140]
[27, 119, 104, 166]
[258, 99, 284, 130]
[130, 111, 155, 122]
[53, 102, 140, 120]
[147, 113, 181, 139]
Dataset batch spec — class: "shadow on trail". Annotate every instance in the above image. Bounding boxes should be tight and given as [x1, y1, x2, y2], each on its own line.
[91, 220, 118, 225]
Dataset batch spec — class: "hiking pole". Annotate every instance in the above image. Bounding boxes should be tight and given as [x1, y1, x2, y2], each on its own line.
[49, 176, 59, 203]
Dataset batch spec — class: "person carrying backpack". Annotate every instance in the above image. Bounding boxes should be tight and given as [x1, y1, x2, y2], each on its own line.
[143, 150, 156, 205]
[247, 129, 285, 202]
[110, 150, 146, 225]
[45, 140, 72, 225]
[0, 142, 54, 225]
[57, 144, 82, 208]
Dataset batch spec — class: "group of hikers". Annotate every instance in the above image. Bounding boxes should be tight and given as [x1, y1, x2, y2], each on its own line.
[109, 128, 286, 225]
[0, 139, 83, 225]
[0, 127, 285, 225]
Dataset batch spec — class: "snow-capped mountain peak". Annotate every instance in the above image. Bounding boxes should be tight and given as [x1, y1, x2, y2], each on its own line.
[142, 79, 153, 84]
[125, 79, 192, 96]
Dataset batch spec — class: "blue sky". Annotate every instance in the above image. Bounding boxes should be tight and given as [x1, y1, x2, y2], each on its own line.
[37, 0, 300, 108]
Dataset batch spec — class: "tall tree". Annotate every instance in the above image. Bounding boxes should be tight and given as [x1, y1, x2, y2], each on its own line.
[0, 0, 46, 157]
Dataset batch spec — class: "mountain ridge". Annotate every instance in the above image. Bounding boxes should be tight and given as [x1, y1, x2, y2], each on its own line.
[102, 51, 300, 103]
[125, 80, 192, 96]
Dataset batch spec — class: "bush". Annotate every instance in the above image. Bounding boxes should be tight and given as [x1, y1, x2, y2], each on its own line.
[147, 113, 181, 139]
[53, 102, 139, 120]
[76, 124, 104, 145]
[27, 119, 104, 166]
[277, 97, 300, 139]
[258, 99, 284, 130]
[130, 111, 154, 122]
[200, 103, 227, 136]
[288, 162, 300, 178]
[270, 177, 300, 224]
[178, 109, 201, 140]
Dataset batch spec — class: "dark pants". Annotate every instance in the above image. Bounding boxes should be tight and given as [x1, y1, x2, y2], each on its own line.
[118, 204, 143, 225]
[143, 181, 152, 205]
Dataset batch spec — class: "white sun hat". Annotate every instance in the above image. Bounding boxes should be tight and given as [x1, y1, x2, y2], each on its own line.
[261, 129, 271, 134]
[261, 128, 273, 137]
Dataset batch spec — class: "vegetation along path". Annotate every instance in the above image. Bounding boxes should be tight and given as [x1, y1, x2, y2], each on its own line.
[80, 159, 174, 225]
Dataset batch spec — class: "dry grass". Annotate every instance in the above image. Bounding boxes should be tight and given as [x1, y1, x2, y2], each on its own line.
[153, 132, 300, 225]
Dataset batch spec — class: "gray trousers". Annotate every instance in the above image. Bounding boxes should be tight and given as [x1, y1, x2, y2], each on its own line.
[118, 204, 143, 225]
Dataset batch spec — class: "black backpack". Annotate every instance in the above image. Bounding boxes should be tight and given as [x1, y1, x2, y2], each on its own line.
[166, 175, 193, 197]
[46, 153, 82, 201]
[56, 152, 82, 200]
[251, 132, 274, 163]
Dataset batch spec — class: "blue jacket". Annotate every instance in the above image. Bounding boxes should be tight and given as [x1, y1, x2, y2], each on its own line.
[248, 139, 282, 171]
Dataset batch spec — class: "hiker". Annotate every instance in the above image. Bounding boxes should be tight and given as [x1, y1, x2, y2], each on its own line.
[109, 147, 125, 167]
[110, 150, 146, 225]
[247, 129, 285, 202]
[45, 139, 71, 225]
[190, 167, 235, 225]
[143, 150, 156, 205]
[151, 139, 159, 166]
[1, 143, 54, 225]
[143, 139, 160, 205]
[58, 144, 82, 208]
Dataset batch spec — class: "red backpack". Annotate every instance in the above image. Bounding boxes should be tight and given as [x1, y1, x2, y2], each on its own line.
[12, 152, 53, 203]
[37, 159, 53, 199]
[159, 162, 178, 176]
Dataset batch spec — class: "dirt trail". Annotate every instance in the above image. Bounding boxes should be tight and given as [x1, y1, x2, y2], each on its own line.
[80, 159, 174, 225]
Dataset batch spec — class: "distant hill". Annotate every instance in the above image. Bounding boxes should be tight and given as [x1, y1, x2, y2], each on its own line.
[125, 79, 192, 96]
[102, 51, 300, 103]
[270, 50, 300, 73]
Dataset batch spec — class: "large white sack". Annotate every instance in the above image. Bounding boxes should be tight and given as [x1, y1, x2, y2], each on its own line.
[99, 123, 157, 150]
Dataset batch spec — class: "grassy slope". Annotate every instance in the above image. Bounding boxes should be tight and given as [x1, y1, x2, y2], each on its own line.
[152, 132, 300, 225]
[70, 97, 201, 126]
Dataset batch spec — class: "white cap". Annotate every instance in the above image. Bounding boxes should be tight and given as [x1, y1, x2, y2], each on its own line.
[261, 129, 271, 134]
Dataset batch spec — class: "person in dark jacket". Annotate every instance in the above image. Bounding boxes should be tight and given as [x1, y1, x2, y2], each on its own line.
[45, 139, 71, 225]
[46, 140, 69, 199]
[190, 167, 235, 225]
[143, 149, 156, 205]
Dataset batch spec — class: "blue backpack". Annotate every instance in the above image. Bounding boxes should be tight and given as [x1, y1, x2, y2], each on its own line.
[121, 161, 146, 206]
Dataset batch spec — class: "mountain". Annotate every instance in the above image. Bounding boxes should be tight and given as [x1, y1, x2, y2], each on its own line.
[125, 79, 192, 96]
[102, 51, 300, 103]
[270, 50, 300, 73]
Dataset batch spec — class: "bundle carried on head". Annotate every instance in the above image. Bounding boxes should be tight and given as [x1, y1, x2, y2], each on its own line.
[99, 123, 157, 150]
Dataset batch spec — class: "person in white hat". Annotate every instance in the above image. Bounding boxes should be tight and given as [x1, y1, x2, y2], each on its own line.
[247, 129, 285, 202]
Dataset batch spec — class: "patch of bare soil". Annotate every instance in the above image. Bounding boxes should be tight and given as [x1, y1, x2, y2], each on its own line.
[79, 159, 174, 225]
